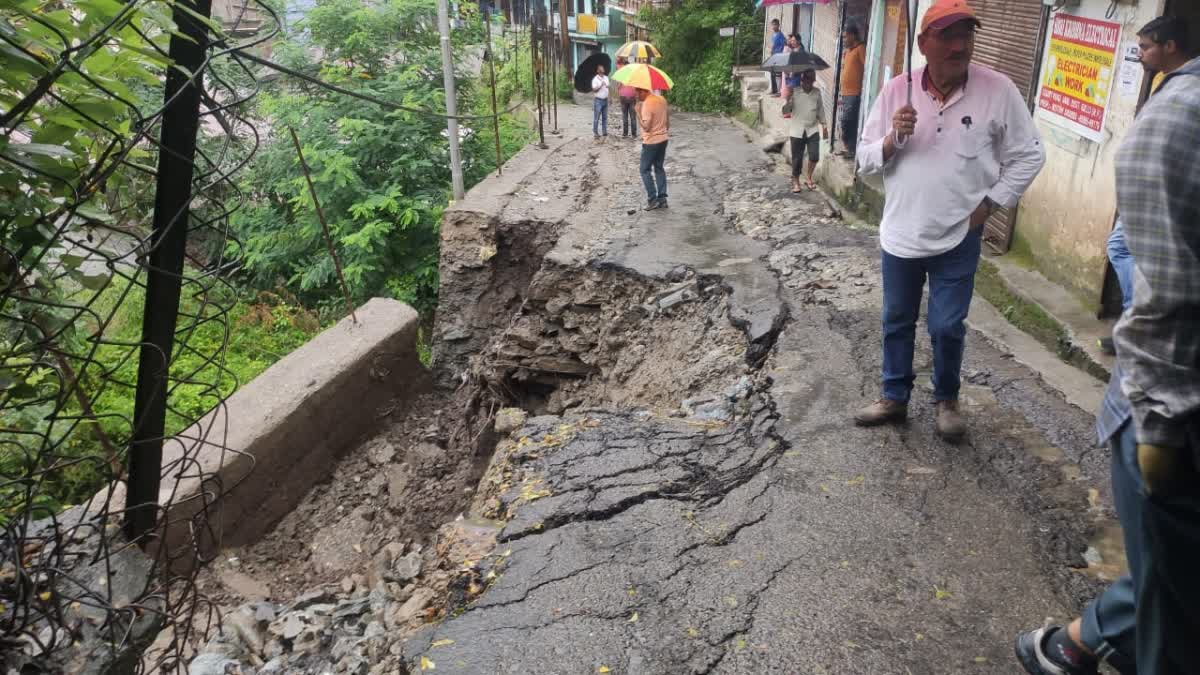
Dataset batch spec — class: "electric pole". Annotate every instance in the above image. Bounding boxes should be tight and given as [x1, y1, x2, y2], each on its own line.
[437, 0, 465, 200]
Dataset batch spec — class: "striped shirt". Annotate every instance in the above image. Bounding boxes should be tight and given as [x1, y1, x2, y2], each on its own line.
[1097, 57, 1200, 447]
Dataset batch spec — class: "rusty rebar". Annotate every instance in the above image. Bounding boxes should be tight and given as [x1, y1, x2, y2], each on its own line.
[287, 127, 357, 324]
[485, 13, 504, 174]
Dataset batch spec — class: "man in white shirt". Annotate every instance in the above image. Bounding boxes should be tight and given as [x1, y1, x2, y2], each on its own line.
[788, 68, 827, 192]
[853, 0, 1045, 442]
[592, 65, 610, 139]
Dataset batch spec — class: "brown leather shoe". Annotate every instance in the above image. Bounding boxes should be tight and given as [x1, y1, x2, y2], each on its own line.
[935, 399, 967, 443]
[853, 399, 908, 427]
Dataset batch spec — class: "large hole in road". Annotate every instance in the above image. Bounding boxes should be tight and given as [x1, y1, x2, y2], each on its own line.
[469, 261, 751, 416]
[187, 214, 769, 671]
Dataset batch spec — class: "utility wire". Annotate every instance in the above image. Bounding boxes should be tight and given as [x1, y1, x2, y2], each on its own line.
[233, 49, 529, 122]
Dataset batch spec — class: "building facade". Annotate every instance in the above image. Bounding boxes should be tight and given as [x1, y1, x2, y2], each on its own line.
[547, 0, 630, 71]
[1017, 0, 1197, 313]
[761, 0, 1196, 314]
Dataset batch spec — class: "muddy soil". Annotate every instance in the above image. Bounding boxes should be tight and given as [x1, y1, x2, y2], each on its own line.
[194, 207, 753, 642]
[470, 263, 751, 416]
[195, 387, 492, 608]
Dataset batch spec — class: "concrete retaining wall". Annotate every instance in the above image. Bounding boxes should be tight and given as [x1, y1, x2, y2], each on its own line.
[144, 298, 426, 565]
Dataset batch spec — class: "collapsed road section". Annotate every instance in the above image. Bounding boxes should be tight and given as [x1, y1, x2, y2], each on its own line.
[188, 107, 1119, 675]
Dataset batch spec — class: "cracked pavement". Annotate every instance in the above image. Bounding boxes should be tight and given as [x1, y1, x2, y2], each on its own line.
[407, 106, 1117, 673]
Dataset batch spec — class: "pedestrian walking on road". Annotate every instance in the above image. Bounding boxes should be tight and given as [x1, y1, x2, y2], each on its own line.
[616, 59, 638, 139]
[769, 18, 785, 96]
[1014, 19, 1200, 675]
[1099, 16, 1189, 356]
[837, 23, 866, 158]
[853, 0, 1045, 442]
[788, 69, 826, 193]
[592, 65, 610, 139]
[637, 87, 669, 210]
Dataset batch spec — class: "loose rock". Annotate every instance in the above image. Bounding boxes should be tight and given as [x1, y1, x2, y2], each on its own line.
[494, 407, 528, 435]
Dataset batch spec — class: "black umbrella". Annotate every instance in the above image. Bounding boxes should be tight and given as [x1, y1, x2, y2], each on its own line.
[574, 52, 613, 93]
[761, 50, 830, 73]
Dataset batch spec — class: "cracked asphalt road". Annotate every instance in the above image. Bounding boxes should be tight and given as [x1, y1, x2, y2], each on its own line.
[408, 106, 1117, 674]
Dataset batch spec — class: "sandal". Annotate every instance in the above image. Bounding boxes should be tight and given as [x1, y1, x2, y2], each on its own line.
[791, 184, 802, 193]
[805, 180, 817, 190]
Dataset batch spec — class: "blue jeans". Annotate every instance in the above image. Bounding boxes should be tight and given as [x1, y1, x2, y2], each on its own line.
[640, 140, 667, 203]
[1081, 420, 1200, 675]
[593, 97, 608, 136]
[881, 230, 981, 402]
[1107, 219, 1134, 311]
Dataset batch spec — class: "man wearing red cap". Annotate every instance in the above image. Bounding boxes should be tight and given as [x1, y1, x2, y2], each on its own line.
[853, 0, 1044, 442]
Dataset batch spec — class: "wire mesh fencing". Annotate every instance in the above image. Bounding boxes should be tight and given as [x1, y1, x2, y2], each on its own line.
[1, 0, 276, 671]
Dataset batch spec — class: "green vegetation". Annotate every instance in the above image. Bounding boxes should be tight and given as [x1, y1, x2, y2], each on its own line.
[1, 0, 534, 517]
[733, 106, 760, 129]
[974, 260, 1108, 381]
[643, 0, 758, 112]
[1, 282, 320, 515]
[231, 0, 530, 318]
[2, 0, 181, 520]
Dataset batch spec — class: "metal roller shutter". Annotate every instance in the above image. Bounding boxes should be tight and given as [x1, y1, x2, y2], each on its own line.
[970, 0, 1048, 254]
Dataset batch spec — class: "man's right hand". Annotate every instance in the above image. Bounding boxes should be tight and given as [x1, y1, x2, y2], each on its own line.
[892, 105, 917, 139]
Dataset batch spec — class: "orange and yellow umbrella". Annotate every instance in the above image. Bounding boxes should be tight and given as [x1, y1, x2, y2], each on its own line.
[615, 40, 662, 61]
[611, 63, 674, 91]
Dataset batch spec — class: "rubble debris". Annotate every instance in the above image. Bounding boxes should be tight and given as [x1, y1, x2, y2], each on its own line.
[366, 438, 397, 465]
[494, 407, 528, 435]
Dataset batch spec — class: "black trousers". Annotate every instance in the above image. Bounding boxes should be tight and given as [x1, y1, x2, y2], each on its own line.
[790, 134, 820, 177]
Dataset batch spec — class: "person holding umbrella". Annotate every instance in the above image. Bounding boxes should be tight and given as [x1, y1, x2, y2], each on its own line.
[787, 68, 827, 193]
[616, 57, 639, 138]
[637, 84, 669, 210]
[852, 0, 1045, 441]
[613, 62, 674, 210]
[780, 34, 806, 104]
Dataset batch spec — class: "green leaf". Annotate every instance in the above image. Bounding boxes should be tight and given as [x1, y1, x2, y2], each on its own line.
[0, 43, 50, 76]
[31, 122, 80, 146]
[9, 142, 76, 159]
[74, 202, 116, 224]
[122, 43, 174, 68]
[168, 0, 225, 34]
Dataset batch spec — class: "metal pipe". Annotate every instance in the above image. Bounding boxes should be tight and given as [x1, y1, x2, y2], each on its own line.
[559, 0, 570, 77]
[829, 0, 847, 152]
[485, 13, 505, 173]
[551, 19, 559, 132]
[437, 0, 465, 200]
[125, 0, 214, 544]
[533, 10, 546, 147]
